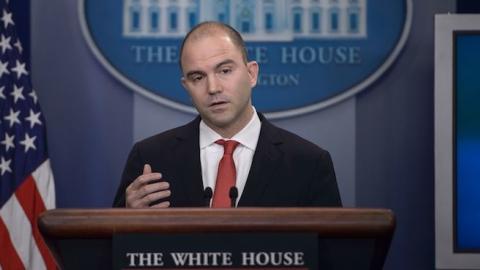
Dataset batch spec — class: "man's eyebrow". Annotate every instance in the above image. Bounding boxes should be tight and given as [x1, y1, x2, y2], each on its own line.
[185, 59, 237, 78]
[185, 70, 205, 78]
[215, 59, 235, 69]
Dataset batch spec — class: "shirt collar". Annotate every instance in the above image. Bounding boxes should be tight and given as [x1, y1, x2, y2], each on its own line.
[199, 107, 261, 151]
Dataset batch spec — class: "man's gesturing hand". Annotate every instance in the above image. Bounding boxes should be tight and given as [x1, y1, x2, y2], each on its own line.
[125, 164, 171, 208]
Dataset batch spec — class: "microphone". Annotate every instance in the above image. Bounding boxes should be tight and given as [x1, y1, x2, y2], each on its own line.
[229, 186, 238, 208]
[203, 187, 213, 207]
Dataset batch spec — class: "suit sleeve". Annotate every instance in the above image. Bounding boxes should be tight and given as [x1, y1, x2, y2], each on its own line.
[112, 143, 144, 207]
[308, 150, 342, 207]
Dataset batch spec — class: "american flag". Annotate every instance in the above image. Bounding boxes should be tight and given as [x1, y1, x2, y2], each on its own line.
[0, 1, 56, 269]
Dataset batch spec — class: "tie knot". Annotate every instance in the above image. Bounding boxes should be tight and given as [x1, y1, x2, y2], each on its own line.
[216, 139, 239, 155]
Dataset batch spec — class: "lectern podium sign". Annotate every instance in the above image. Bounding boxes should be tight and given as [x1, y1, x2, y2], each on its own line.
[113, 233, 318, 270]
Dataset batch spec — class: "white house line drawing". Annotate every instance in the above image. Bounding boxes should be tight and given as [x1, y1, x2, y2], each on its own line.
[123, 0, 367, 40]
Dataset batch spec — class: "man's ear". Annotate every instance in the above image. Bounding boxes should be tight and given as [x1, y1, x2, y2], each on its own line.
[181, 77, 187, 89]
[247, 61, 259, 88]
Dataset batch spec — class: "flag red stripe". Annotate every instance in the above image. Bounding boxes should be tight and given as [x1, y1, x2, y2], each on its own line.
[0, 217, 25, 269]
[15, 176, 57, 270]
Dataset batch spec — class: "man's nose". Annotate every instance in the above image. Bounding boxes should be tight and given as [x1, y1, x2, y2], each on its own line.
[207, 75, 222, 94]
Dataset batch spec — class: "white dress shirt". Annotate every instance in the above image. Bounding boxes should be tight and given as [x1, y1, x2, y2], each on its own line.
[199, 107, 261, 204]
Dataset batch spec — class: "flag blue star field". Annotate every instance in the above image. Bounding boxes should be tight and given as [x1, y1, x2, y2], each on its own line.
[0, 1, 56, 269]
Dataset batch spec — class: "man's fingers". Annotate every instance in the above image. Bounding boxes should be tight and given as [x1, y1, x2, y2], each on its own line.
[137, 182, 170, 198]
[137, 173, 163, 185]
[142, 190, 172, 205]
[126, 164, 170, 208]
[146, 181, 170, 192]
[150, 201, 170, 208]
[143, 164, 152, 175]
[127, 187, 171, 208]
[128, 172, 162, 190]
[130, 164, 161, 190]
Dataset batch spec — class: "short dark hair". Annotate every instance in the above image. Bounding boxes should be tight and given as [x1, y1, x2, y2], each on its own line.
[179, 21, 248, 72]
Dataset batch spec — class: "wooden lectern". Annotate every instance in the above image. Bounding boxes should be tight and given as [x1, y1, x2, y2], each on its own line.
[38, 208, 395, 270]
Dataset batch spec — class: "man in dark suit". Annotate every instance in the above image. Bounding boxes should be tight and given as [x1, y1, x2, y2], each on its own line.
[113, 21, 341, 208]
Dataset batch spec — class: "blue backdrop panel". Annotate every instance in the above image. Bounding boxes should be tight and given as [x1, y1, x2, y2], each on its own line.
[455, 33, 480, 250]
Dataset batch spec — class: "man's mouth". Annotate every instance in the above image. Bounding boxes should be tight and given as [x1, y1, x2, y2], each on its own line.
[210, 101, 228, 107]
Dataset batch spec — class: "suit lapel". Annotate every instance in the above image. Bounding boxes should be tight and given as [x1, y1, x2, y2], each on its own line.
[172, 114, 283, 206]
[238, 115, 283, 206]
[173, 116, 205, 206]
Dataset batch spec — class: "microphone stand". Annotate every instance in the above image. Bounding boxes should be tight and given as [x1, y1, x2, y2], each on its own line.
[203, 187, 213, 207]
[229, 186, 238, 208]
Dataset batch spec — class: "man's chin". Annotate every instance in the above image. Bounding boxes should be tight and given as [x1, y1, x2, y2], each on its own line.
[202, 113, 233, 130]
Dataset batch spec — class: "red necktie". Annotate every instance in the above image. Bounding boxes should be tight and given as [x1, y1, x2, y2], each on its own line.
[212, 139, 239, 208]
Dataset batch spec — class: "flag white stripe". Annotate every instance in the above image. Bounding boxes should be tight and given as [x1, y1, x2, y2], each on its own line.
[32, 159, 56, 210]
[0, 194, 47, 270]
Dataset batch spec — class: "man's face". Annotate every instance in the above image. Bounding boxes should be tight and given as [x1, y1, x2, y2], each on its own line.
[181, 33, 258, 136]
